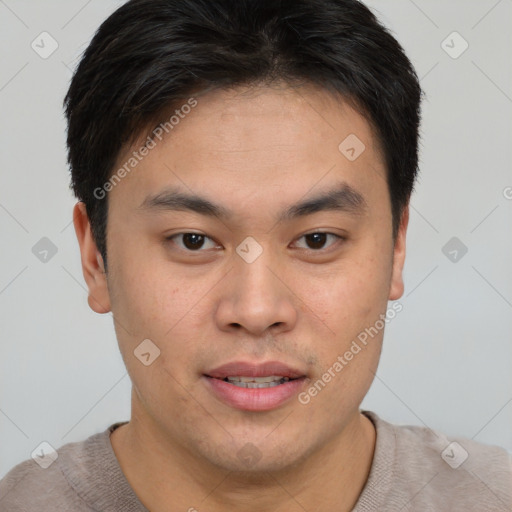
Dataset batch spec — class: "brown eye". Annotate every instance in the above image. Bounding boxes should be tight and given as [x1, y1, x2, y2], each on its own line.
[294, 232, 344, 251]
[166, 233, 218, 252]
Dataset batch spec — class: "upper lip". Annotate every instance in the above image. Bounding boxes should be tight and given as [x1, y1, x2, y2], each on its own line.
[204, 361, 306, 380]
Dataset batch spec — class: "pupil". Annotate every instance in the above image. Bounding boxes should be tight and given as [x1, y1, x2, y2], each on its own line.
[306, 233, 326, 249]
[183, 233, 204, 250]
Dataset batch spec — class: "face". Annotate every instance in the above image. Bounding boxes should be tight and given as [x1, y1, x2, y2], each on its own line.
[75, 83, 408, 473]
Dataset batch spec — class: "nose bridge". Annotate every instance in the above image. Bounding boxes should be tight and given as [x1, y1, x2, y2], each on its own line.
[216, 240, 297, 334]
[233, 243, 282, 307]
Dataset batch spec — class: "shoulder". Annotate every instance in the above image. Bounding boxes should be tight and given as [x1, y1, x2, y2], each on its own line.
[0, 429, 109, 511]
[365, 411, 512, 511]
[0, 457, 82, 511]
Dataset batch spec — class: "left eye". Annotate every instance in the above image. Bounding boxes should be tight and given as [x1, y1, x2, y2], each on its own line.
[294, 232, 343, 251]
[166, 232, 342, 252]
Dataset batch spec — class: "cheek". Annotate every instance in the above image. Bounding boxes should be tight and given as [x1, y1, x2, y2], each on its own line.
[109, 264, 207, 413]
[303, 260, 390, 334]
[294, 251, 392, 390]
[108, 240, 192, 338]
[107, 250, 213, 379]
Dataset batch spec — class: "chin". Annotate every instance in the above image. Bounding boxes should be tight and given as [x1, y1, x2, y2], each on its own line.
[204, 435, 314, 475]
[211, 453, 299, 475]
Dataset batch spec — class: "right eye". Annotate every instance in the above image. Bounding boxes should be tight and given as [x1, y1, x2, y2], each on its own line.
[165, 232, 220, 252]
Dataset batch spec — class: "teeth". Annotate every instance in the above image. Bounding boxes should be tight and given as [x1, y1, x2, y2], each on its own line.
[226, 376, 289, 383]
[224, 376, 290, 388]
[227, 381, 283, 388]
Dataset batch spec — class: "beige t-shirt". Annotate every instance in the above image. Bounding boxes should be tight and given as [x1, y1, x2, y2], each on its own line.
[1, 410, 511, 511]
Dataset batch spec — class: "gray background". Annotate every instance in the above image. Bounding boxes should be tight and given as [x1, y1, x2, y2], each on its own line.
[1, 0, 511, 479]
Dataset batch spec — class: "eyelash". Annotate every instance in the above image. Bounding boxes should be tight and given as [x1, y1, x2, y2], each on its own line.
[165, 231, 346, 253]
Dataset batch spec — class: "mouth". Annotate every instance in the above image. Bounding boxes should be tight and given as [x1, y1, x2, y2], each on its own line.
[203, 361, 307, 411]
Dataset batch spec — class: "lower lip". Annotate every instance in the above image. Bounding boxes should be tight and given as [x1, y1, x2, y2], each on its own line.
[203, 376, 306, 411]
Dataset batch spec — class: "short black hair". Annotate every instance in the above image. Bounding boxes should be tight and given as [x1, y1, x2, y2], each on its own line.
[64, 0, 423, 270]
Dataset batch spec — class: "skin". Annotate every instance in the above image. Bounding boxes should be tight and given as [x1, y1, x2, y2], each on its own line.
[74, 82, 409, 512]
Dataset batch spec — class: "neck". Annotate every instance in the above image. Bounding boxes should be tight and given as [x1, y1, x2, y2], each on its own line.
[110, 408, 376, 512]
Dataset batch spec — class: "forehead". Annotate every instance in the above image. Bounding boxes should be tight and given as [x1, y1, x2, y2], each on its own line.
[167, 84, 380, 165]
[109, 83, 387, 217]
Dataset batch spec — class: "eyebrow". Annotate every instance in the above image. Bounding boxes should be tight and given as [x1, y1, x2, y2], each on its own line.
[138, 181, 367, 222]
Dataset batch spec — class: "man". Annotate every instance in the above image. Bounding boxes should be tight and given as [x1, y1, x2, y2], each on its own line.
[1, 0, 510, 510]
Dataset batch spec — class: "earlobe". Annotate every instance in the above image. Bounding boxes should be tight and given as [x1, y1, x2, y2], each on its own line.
[72, 202, 111, 314]
[388, 205, 409, 301]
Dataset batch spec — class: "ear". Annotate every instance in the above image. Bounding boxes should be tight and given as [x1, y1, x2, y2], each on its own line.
[73, 202, 111, 314]
[388, 204, 409, 301]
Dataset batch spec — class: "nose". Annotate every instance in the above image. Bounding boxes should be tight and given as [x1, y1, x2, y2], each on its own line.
[214, 249, 298, 337]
